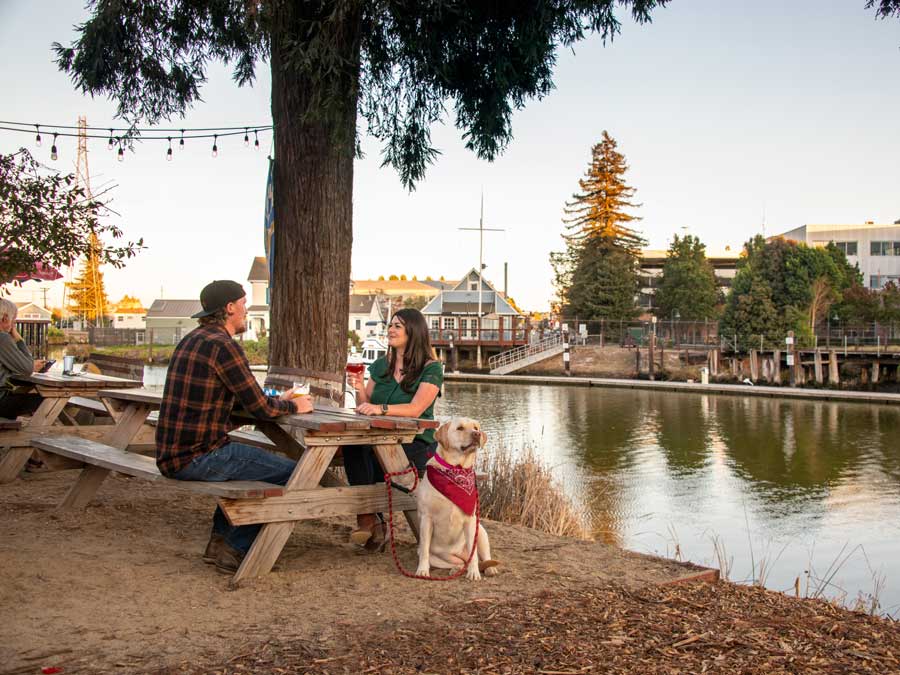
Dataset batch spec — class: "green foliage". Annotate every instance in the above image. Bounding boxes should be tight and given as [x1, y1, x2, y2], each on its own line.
[561, 237, 639, 320]
[0, 150, 142, 283]
[721, 269, 782, 345]
[551, 131, 644, 319]
[653, 235, 719, 321]
[403, 295, 429, 311]
[348, 330, 362, 350]
[53, 1, 670, 189]
[722, 236, 862, 345]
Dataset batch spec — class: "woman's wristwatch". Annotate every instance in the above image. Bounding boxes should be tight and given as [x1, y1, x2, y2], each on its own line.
[381, 403, 389, 416]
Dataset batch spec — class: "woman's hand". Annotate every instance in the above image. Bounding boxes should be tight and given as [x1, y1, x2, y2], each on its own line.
[347, 371, 365, 392]
[356, 402, 383, 416]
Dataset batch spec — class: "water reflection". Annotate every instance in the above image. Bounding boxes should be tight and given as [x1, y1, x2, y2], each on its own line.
[437, 382, 900, 613]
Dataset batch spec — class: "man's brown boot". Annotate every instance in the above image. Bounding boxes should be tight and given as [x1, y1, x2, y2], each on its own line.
[202, 533, 225, 565]
[214, 542, 246, 575]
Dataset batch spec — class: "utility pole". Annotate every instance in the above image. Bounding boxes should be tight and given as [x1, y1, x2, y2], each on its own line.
[458, 192, 505, 369]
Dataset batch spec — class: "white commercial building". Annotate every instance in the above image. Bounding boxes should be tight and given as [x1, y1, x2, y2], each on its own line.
[774, 222, 900, 289]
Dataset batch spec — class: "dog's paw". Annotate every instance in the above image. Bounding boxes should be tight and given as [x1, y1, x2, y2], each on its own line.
[415, 566, 431, 577]
[466, 565, 482, 581]
[484, 565, 499, 577]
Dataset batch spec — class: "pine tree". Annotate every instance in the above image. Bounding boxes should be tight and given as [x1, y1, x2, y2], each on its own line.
[551, 131, 645, 319]
[562, 131, 645, 251]
[66, 233, 110, 326]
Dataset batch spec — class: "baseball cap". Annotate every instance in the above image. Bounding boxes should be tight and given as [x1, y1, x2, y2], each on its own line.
[191, 280, 246, 318]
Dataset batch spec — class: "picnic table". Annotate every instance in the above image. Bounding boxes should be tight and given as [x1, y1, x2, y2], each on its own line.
[0, 372, 143, 483]
[32, 387, 438, 584]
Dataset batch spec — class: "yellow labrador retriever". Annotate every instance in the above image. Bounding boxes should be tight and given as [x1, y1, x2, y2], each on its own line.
[415, 417, 498, 580]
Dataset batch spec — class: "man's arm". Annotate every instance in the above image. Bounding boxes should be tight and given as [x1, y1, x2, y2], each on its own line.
[0, 332, 35, 375]
[214, 339, 297, 418]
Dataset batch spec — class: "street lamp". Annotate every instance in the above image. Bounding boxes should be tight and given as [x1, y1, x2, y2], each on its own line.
[671, 309, 680, 346]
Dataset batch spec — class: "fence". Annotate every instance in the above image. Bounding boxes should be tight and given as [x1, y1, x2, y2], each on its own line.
[87, 327, 147, 347]
[550, 319, 720, 349]
[720, 321, 900, 354]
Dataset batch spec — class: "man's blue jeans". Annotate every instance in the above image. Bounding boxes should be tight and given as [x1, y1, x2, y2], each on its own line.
[173, 442, 296, 554]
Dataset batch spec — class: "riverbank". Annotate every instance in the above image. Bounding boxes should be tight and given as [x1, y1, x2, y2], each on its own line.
[0, 469, 711, 674]
[445, 371, 900, 406]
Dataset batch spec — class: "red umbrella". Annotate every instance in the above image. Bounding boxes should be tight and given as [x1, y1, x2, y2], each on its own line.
[8, 261, 63, 284]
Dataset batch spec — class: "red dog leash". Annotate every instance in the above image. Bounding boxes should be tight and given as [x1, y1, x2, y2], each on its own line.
[383, 465, 480, 581]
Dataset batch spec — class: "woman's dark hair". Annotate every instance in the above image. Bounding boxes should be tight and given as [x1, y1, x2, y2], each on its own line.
[387, 308, 436, 393]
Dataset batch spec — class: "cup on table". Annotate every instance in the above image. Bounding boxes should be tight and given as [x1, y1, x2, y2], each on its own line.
[291, 382, 310, 398]
[345, 355, 364, 408]
[62, 355, 75, 375]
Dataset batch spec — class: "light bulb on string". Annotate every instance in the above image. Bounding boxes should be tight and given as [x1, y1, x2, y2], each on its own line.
[35, 124, 42, 147]
[108, 129, 114, 150]
[117, 143, 124, 162]
[212, 134, 218, 158]
[254, 129, 260, 150]
[166, 137, 173, 161]
[50, 133, 58, 161]
[179, 129, 185, 149]
[244, 128, 249, 147]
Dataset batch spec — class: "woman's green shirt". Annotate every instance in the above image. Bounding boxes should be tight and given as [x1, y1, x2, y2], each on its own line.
[368, 357, 443, 443]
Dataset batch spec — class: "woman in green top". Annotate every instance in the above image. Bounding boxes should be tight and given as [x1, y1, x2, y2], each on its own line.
[346, 308, 443, 550]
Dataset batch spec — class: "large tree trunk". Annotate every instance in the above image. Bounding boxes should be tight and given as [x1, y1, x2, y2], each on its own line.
[268, 4, 361, 378]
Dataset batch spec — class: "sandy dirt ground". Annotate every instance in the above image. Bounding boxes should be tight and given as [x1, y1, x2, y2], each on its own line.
[0, 469, 709, 675]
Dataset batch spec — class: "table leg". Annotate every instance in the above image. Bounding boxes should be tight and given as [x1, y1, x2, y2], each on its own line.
[60, 465, 111, 509]
[56, 403, 153, 509]
[29, 397, 71, 427]
[0, 397, 72, 481]
[373, 443, 420, 540]
[231, 444, 338, 585]
[0, 448, 33, 483]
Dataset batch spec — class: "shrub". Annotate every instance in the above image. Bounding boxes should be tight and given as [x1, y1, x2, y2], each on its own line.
[476, 445, 591, 540]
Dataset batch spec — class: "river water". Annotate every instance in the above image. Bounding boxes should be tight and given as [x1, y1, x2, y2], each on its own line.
[436, 382, 900, 616]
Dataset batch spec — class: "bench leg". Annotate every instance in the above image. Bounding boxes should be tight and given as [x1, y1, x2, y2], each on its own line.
[231, 445, 337, 586]
[0, 447, 33, 483]
[373, 443, 420, 541]
[60, 465, 110, 509]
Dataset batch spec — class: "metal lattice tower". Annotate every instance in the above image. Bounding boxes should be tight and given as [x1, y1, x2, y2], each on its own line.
[65, 117, 108, 326]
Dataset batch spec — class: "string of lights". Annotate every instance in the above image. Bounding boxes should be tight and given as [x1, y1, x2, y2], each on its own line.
[0, 119, 273, 162]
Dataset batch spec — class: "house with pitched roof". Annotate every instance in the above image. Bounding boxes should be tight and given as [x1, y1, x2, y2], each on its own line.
[349, 294, 386, 342]
[111, 295, 146, 329]
[421, 268, 527, 367]
[246, 256, 270, 341]
[144, 299, 203, 344]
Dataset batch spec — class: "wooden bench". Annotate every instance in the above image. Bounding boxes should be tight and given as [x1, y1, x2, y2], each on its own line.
[31, 435, 287, 508]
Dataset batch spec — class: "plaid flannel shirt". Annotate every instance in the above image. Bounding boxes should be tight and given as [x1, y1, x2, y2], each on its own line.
[155, 324, 294, 476]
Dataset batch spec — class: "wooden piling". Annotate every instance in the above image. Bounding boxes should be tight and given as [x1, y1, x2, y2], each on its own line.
[749, 350, 759, 381]
[814, 351, 823, 384]
[773, 350, 782, 385]
[829, 350, 839, 384]
[872, 361, 880, 384]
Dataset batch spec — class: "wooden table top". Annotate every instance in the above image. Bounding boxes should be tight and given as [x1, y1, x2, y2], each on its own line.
[13, 372, 143, 390]
[98, 388, 440, 434]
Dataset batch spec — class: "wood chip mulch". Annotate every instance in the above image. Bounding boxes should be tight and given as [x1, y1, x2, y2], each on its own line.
[162, 581, 900, 675]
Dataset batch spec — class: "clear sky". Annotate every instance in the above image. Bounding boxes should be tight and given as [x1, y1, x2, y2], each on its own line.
[2, 1, 898, 312]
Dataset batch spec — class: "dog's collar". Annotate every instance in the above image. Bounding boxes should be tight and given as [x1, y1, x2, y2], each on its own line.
[432, 450, 472, 473]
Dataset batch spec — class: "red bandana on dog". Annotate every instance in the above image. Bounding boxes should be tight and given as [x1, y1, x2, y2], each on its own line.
[426, 452, 478, 516]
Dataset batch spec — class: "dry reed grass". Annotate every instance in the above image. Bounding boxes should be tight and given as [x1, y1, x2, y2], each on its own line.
[476, 445, 592, 540]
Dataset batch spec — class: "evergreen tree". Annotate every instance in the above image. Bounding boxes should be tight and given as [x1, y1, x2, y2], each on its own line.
[720, 269, 781, 346]
[562, 131, 645, 251]
[66, 233, 111, 326]
[564, 237, 640, 320]
[653, 234, 718, 321]
[54, 1, 668, 375]
[551, 131, 645, 319]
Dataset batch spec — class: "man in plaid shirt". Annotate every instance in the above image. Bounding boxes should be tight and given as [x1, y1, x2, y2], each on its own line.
[156, 280, 313, 574]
